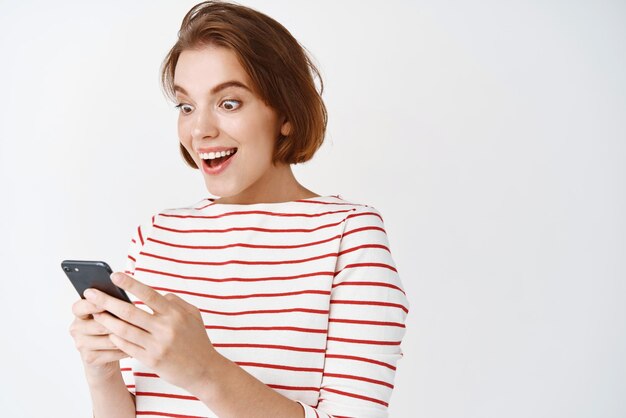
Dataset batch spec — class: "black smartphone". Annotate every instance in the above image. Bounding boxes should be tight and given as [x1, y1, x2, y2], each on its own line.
[61, 260, 131, 303]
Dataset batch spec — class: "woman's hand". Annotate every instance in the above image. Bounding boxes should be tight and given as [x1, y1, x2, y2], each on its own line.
[83, 272, 218, 392]
[69, 296, 130, 380]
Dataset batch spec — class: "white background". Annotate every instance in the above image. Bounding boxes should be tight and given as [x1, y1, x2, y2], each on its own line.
[1, 1, 625, 417]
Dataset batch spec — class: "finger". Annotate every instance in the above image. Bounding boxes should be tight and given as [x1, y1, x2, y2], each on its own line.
[82, 349, 129, 366]
[110, 272, 170, 314]
[69, 318, 110, 337]
[75, 335, 119, 351]
[109, 333, 146, 361]
[84, 288, 154, 332]
[93, 312, 150, 349]
[72, 298, 106, 320]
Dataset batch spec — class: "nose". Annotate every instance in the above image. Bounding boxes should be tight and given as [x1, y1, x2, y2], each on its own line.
[191, 107, 219, 141]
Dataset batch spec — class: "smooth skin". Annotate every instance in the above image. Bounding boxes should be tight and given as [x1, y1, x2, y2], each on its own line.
[175, 45, 317, 204]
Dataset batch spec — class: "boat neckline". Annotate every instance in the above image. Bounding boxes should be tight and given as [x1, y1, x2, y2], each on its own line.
[203, 194, 342, 207]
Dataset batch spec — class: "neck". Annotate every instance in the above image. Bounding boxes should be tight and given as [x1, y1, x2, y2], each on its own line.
[213, 163, 318, 205]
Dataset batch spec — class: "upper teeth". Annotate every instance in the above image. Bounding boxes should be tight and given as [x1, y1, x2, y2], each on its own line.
[199, 149, 236, 160]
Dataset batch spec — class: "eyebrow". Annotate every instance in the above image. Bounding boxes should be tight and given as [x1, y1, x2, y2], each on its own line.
[173, 80, 252, 96]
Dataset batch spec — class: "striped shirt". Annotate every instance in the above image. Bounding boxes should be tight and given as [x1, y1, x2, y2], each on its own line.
[119, 194, 409, 418]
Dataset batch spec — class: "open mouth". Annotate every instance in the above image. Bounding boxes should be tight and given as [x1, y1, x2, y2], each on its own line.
[201, 148, 238, 169]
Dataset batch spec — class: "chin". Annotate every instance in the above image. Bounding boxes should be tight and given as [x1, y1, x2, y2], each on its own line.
[204, 177, 239, 199]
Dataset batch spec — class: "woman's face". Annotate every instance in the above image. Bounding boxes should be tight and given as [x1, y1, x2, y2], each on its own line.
[173, 45, 291, 201]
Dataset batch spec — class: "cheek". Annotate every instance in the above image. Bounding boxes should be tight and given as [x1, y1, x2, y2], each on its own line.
[177, 117, 189, 141]
[178, 119, 196, 155]
[177, 119, 197, 161]
[243, 114, 281, 149]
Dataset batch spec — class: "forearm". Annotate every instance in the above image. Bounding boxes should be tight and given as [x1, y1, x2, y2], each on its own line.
[85, 367, 135, 418]
[186, 352, 304, 418]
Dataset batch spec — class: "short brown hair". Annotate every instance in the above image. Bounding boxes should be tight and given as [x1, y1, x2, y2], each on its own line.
[161, 0, 328, 168]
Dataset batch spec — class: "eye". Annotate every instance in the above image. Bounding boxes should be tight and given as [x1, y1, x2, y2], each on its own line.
[174, 103, 194, 115]
[220, 99, 241, 111]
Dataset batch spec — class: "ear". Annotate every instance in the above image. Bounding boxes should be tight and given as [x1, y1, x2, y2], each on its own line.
[280, 117, 292, 137]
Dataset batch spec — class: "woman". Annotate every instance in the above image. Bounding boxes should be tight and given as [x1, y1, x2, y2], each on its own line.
[69, 1, 409, 417]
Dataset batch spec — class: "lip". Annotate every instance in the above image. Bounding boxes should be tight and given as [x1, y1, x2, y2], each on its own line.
[200, 149, 237, 176]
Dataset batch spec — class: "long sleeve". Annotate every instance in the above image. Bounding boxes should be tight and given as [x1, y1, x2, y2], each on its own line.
[119, 218, 155, 394]
[298, 205, 409, 417]
[109, 196, 409, 417]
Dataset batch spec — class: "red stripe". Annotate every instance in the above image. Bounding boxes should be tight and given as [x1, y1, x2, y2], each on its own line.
[147, 234, 341, 250]
[160, 208, 352, 219]
[327, 336, 401, 346]
[131, 238, 136, 244]
[331, 299, 409, 313]
[314, 409, 320, 418]
[137, 225, 144, 246]
[136, 411, 205, 418]
[120, 367, 132, 372]
[205, 325, 327, 333]
[136, 266, 333, 283]
[134, 372, 159, 378]
[296, 197, 344, 205]
[268, 384, 319, 392]
[332, 281, 405, 294]
[323, 387, 388, 407]
[236, 361, 323, 373]
[337, 244, 390, 256]
[323, 372, 394, 389]
[342, 226, 385, 238]
[151, 211, 380, 235]
[346, 211, 383, 222]
[213, 343, 325, 353]
[146, 286, 330, 300]
[153, 219, 343, 234]
[334, 262, 398, 276]
[324, 354, 396, 370]
[140, 250, 338, 266]
[135, 391, 198, 401]
[200, 307, 328, 316]
[127, 255, 136, 262]
[126, 384, 135, 389]
[328, 318, 405, 328]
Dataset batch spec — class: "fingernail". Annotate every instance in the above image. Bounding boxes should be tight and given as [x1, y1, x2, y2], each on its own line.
[84, 289, 96, 299]
[111, 273, 123, 284]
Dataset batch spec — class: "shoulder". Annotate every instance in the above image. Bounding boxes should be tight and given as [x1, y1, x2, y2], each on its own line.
[331, 195, 387, 225]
